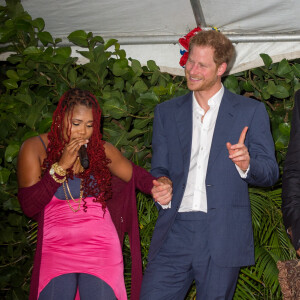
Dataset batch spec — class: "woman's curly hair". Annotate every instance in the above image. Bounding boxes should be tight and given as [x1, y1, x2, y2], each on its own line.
[42, 88, 112, 211]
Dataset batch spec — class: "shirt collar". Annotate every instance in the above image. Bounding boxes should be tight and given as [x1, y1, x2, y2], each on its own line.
[192, 84, 224, 114]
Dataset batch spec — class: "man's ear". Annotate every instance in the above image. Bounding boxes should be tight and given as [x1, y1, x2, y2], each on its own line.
[217, 62, 227, 76]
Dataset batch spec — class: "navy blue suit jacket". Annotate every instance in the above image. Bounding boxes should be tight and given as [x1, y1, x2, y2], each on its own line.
[149, 88, 279, 268]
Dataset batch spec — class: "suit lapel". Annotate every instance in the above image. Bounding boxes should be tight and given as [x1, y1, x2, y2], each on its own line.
[175, 93, 193, 178]
[207, 89, 237, 172]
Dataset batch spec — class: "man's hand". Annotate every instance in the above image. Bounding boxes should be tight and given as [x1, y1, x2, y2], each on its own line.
[226, 126, 250, 172]
[151, 177, 172, 206]
[287, 227, 300, 257]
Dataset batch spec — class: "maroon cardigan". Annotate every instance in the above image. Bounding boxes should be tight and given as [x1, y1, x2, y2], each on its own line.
[18, 163, 155, 300]
[108, 163, 155, 300]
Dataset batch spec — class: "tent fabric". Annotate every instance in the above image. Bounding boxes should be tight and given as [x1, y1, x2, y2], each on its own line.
[4, 0, 300, 74]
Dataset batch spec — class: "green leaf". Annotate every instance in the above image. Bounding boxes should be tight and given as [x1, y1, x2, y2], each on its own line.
[37, 117, 53, 133]
[0, 168, 10, 184]
[242, 80, 254, 92]
[55, 38, 62, 44]
[147, 60, 159, 72]
[104, 39, 118, 50]
[114, 77, 124, 91]
[273, 86, 289, 99]
[150, 70, 160, 85]
[273, 127, 289, 150]
[133, 118, 151, 129]
[260, 53, 272, 68]
[131, 59, 143, 77]
[68, 68, 77, 84]
[37, 31, 54, 46]
[3, 197, 21, 212]
[102, 98, 127, 119]
[68, 30, 88, 47]
[90, 35, 104, 45]
[3, 79, 18, 90]
[5, 144, 20, 163]
[276, 59, 292, 77]
[25, 98, 47, 128]
[15, 94, 32, 105]
[112, 59, 129, 76]
[23, 46, 41, 55]
[133, 80, 148, 93]
[279, 122, 290, 136]
[292, 64, 300, 77]
[0, 28, 16, 43]
[223, 75, 239, 93]
[6, 70, 19, 81]
[115, 49, 126, 59]
[14, 18, 32, 32]
[128, 128, 145, 139]
[77, 50, 93, 61]
[55, 47, 72, 58]
[267, 81, 289, 99]
[32, 17, 45, 31]
[50, 54, 69, 64]
[136, 92, 159, 106]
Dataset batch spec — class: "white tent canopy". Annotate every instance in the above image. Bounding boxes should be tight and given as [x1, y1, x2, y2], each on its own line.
[8, 0, 300, 75]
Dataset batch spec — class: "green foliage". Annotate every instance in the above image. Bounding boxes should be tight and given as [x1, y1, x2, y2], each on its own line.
[0, 0, 187, 298]
[0, 1, 298, 299]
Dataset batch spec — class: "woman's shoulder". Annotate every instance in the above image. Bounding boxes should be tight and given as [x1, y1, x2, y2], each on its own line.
[19, 133, 48, 157]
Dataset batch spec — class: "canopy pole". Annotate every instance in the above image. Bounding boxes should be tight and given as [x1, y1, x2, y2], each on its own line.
[190, 0, 206, 27]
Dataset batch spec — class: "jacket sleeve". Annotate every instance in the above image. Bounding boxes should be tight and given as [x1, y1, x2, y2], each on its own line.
[151, 105, 171, 179]
[282, 90, 300, 250]
[18, 171, 61, 219]
[244, 101, 279, 187]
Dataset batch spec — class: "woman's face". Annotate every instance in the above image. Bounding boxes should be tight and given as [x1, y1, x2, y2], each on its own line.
[63, 104, 94, 141]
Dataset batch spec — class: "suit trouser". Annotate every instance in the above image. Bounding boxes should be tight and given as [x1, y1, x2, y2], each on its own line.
[38, 273, 116, 300]
[140, 211, 240, 300]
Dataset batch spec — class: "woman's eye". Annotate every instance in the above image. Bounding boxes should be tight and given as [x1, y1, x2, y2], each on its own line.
[72, 122, 80, 126]
[87, 125, 93, 128]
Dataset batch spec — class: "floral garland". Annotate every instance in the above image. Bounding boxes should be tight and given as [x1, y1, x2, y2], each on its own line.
[178, 26, 219, 67]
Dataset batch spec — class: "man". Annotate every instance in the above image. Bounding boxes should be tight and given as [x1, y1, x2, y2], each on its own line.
[282, 89, 300, 257]
[140, 30, 279, 299]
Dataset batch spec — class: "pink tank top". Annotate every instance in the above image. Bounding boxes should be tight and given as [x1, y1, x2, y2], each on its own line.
[37, 195, 127, 299]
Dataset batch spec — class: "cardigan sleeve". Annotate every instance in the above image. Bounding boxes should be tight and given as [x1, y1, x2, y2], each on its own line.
[18, 171, 61, 219]
[108, 162, 155, 300]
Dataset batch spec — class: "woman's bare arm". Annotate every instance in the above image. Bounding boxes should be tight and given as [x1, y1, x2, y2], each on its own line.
[104, 142, 133, 182]
[17, 137, 45, 188]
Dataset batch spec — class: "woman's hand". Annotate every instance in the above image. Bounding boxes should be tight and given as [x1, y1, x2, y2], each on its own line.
[59, 138, 89, 170]
[152, 177, 173, 206]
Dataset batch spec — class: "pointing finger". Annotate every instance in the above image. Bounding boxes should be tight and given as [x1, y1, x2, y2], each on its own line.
[238, 126, 248, 145]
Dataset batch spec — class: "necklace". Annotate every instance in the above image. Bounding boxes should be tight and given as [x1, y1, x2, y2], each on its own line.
[62, 179, 83, 212]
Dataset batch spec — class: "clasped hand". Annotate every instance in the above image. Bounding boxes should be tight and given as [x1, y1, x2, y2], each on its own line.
[226, 126, 250, 172]
[151, 177, 173, 206]
[59, 138, 89, 170]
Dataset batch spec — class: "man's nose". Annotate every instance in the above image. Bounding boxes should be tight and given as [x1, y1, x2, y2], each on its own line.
[189, 64, 199, 74]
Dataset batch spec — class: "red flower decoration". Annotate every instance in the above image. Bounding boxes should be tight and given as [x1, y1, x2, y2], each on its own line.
[178, 27, 202, 67]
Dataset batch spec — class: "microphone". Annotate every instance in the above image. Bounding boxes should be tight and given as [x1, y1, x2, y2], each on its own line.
[78, 144, 89, 169]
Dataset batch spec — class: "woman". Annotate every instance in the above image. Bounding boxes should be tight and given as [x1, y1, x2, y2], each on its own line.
[17, 88, 172, 300]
